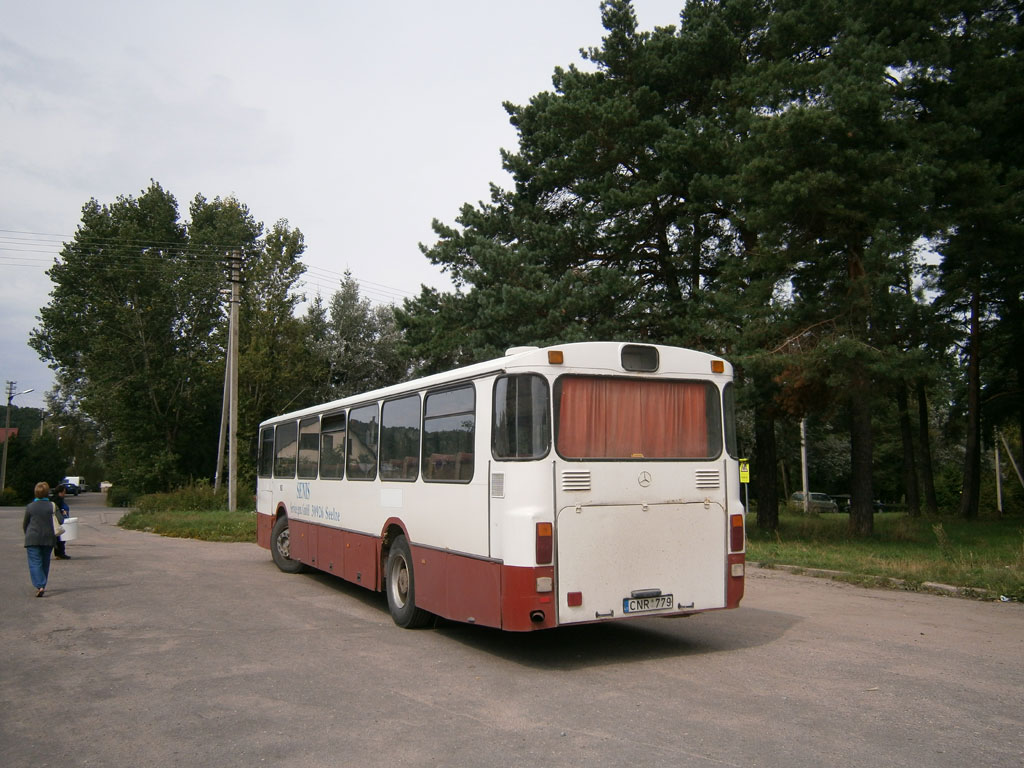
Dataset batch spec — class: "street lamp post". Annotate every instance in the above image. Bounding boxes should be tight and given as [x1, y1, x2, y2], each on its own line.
[1, 382, 34, 496]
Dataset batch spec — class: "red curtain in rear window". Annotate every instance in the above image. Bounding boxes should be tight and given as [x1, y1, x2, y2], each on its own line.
[557, 377, 709, 459]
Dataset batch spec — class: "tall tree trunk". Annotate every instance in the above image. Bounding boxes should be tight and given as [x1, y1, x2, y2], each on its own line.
[1017, 357, 1024, 475]
[754, 404, 779, 531]
[849, 372, 874, 537]
[916, 380, 940, 516]
[847, 245, 874, 537]
[896, 383, 921, 517]
[959, 290, 982, 519]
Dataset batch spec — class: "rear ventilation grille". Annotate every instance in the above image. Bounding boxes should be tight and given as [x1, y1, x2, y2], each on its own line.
[490, 473, 505, 498]
[695, 470, 721, 489]
[561, 470, 592, 492]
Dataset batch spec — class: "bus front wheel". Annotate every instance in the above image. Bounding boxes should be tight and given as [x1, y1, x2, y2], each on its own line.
[271, 516, 305, 574]
[385, 535, 432, 628]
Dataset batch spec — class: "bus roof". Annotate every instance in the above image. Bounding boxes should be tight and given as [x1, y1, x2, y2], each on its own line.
[259, 341, 731, 427]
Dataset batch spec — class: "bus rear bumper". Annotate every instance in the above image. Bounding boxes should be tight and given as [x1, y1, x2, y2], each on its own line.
[727, 552, 745, 608]
[501, 565, 557, 631]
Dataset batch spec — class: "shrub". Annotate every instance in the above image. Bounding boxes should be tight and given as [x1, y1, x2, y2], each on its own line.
[134, 482, 228, 514]
[1, 487, 22, 506]
[107, 486, 138, 508]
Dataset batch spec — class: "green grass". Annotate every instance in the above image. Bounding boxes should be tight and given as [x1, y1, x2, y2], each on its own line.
[117, 484, 256, 542]
[118, 506, 257, 542]
[747, 512, 1024, 600]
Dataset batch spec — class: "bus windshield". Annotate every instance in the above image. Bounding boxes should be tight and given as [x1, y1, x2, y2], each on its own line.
[555, 376, 722, 460]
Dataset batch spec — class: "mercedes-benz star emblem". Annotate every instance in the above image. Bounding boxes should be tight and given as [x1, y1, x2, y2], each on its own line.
[638, 471, 652, 488]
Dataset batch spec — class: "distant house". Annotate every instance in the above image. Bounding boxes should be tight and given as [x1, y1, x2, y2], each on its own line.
[0, 427, 18, 444]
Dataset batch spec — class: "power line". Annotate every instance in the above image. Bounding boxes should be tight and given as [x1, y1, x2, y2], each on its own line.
[0, 228, 432, 306]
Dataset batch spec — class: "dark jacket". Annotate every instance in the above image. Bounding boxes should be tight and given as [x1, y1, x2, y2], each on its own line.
[53, 494, 69, 520]
[23, 498, 59, 548]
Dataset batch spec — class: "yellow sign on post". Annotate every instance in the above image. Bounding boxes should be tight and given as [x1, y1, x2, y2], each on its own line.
[739, 459, 750, 484]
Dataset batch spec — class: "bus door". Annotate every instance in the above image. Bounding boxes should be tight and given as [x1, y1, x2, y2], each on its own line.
[553, 460, 730, 625]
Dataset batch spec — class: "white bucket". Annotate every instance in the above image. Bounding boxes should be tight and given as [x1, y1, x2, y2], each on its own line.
[60, 517, 79, 542]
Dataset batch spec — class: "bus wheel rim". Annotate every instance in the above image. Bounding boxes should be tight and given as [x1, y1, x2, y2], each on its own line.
[277, 529, 290, 558]
[391, 554, 410, 608]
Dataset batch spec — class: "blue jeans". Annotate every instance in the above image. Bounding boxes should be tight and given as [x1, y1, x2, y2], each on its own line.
[26, 546, 53, 589]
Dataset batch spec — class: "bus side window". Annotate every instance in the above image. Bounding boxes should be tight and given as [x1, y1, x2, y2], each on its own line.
[274, 420, 298, 478]
[297, 416, 320, 479]
[348, 404, 379, 481]
[258, 427, 274, 478]
[320, 412, 346, 480]
[493, 374, 551, 460]
[381, 395, 421, 482]
[423, 385, 475, 483]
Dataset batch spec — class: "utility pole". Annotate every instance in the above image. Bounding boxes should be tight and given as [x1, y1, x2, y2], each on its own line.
[995, 440, 1002, 517]
[214, 309, 231, 493]
[228, 251, 241, 512]
[800, 418, 810, 514]
[1, 382, 34, 494]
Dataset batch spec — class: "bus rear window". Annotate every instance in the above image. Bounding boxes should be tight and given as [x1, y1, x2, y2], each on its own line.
[555, 376, 722, 460]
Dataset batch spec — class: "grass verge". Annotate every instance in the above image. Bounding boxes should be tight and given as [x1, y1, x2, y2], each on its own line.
[747, 512, 1024, 600]
[118, 507, 256, 542]
[117, 485, 256, 542]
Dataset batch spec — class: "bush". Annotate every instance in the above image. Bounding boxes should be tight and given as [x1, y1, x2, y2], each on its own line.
[1, 487, 22, 507]
[107, 486, 138, 508]
[132, 482, 253, 514]
[117, 482, 255, 542]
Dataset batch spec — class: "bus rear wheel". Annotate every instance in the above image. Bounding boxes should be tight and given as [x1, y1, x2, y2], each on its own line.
[271, 515, 305, 574]
[385, 535, 432, 628]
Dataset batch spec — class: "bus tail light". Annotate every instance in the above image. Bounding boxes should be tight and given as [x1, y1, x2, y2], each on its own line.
[730, 514, 745, 552]
[536, 522, 553, 564]
[567, 591, 583, 607]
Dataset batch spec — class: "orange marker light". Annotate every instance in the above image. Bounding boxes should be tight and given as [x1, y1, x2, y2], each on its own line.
[711, 360, 725, 373]
[730, 514, 745, 552]
[548, 350, 564, 364]
[536, 522, 553, 564]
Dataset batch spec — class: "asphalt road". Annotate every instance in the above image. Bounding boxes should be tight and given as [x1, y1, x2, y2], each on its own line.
[2, 494, 1022, 768]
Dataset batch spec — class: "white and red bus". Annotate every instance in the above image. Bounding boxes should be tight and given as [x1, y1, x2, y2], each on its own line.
[256, 342, 745, 630]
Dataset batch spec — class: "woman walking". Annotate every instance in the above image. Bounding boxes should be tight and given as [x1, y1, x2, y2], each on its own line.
[24, 481, 59, 597]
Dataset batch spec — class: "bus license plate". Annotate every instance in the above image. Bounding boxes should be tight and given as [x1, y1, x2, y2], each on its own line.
[623, 594, 674, 614]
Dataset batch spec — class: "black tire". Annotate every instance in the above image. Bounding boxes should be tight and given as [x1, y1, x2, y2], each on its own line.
[385, 535, 432, 628]
[271, 515, 305, 574]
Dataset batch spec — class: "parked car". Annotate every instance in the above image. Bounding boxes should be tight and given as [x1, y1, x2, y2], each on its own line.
[832, 495, 890, 513]
[62, 476, 85, 495]
[789, 491, 839, 513]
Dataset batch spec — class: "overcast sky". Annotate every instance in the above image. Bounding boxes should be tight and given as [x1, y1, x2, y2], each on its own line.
[0, 1, 684, 410]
